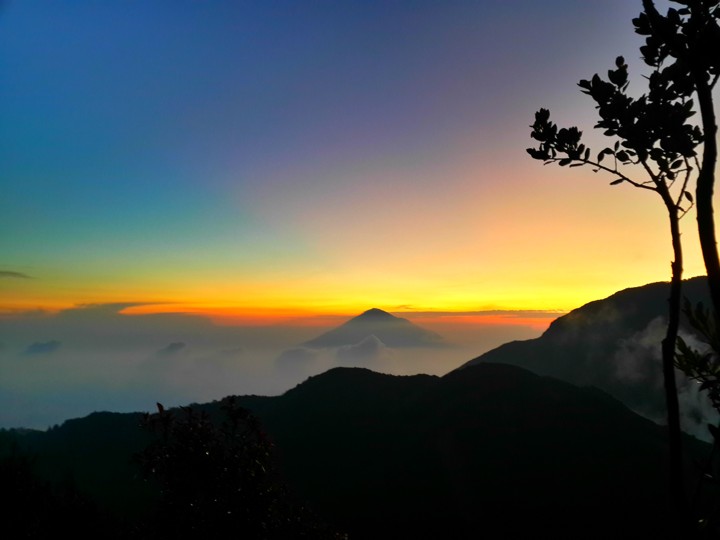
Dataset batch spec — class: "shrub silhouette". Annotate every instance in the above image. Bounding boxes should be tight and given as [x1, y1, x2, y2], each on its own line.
[134, 397, 344, 540]
[0, 442, 115, 539]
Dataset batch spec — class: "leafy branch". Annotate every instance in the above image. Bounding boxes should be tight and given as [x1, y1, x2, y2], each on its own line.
[527, 54, 702, 215]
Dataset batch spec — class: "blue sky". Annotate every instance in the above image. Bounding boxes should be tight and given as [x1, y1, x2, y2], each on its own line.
[2, 0, 679, 316]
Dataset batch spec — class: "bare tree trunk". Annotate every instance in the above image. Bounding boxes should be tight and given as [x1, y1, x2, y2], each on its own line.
[694, 77, 720, 316]
[666, 207, 687, 525]
[658, 187, 687, 531]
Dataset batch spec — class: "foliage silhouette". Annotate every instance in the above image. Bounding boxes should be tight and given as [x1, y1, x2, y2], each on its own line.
[632, 1, 720, 316]
[527, 1, 720, 531]
[0, 439, 122, 539]
[676, 300, 720, 536]
[134, 397, 343, 540]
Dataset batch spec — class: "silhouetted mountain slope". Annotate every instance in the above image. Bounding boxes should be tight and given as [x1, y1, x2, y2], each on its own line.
[303, 308, 445, 348]
[459, 276, 714, 428]
[2, 412, 158, 517]
[4, 363, 707, 539]
[253, 364, 698, 539]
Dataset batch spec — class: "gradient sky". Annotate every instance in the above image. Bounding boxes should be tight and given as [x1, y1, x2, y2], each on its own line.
[1, 0, 716, 323]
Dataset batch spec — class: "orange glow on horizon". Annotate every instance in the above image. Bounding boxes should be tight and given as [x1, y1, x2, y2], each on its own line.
[116, 303, 563, 330]
[119, 304, 355, 327]
[400, 313, 562, 332]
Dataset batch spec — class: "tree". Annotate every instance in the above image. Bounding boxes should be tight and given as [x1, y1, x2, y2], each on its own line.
[633, 1, 719, 314]
[134, 398, 344, 539]
[526, 0, 720, 531]
[632, 4, 720, 534]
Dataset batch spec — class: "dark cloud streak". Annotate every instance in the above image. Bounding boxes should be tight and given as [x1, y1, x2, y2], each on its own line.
[156, 342, 187, 356]
[23, 340, 61, 355]
[0, 270, 32, 279]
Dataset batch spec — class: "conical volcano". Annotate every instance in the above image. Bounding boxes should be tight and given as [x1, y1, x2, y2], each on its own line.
[303, 308, 445, 348]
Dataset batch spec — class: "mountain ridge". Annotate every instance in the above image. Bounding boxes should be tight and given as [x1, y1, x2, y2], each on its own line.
[459, 276, 717, 435]
[2, 361, 708, 539]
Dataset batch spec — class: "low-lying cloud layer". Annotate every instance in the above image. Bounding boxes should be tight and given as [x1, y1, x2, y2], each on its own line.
[1, 304, 531, 429]
[336, 335, 391, 364]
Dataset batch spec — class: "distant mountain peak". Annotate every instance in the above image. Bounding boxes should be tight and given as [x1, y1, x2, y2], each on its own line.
[303, 308, 446, 348]
[358, 308, 395, 319]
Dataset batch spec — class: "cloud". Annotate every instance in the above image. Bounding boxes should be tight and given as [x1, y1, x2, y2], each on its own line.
[676, 377, 720, 440]
[0, 303, 253, 353]
[156, 342, 187, 356]
[276, 347, 320, 367]
[336, 335, 390, 364]
[613, 317, 665, 383]
[63, 302, 148, 314]
[612, 317, 720, 441]
[23, 340, 61, 355]
[0, 302, 538, 430]
[0, 270, 32, 279]
[187, 347, 248, 374]
[202, 346, 245, 360]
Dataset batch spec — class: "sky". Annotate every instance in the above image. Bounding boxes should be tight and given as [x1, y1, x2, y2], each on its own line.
[3, 0, 714, 319]
[1, 1, 719, 428]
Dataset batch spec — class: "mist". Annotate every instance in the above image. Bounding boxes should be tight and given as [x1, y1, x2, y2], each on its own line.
[0, 304, 543, 429]
[612, 316, 720, 440]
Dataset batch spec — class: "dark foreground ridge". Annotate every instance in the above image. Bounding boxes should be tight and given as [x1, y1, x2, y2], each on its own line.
[1, 362, 707, 539]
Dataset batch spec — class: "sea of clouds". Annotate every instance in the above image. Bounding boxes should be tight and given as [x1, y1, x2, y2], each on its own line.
[0, 304, 532, 429]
